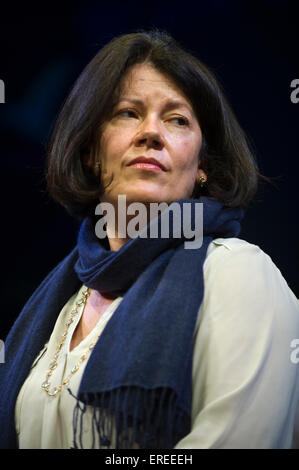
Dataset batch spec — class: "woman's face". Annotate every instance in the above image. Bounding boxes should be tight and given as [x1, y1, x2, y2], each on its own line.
[96, 63, 206, 206]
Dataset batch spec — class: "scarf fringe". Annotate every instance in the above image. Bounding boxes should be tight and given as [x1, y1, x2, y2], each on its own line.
[68, 386, 189, 449]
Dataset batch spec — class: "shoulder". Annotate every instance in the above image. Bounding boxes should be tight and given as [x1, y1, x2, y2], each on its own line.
[204, 237, 290, 286]
[206, 236, 266, 261]
[203, 237, 274, 287]
[200, 237, 299, 325]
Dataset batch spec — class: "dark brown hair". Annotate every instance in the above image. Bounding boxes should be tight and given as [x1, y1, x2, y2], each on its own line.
[46, 29, 268, 219]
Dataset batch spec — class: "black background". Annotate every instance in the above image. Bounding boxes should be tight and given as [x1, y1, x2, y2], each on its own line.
[0, 0, 298, 339]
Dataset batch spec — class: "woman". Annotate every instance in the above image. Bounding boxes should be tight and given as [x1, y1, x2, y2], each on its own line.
[1, 30, 299, 449]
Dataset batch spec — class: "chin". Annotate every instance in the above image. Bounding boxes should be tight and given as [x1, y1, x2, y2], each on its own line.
[124, 192, 166, 205]
[111, 185, 170, 205]
[103, 183, 190, 206]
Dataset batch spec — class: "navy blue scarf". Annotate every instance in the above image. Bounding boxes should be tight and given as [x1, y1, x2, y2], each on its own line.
[0, 197, 243, 449]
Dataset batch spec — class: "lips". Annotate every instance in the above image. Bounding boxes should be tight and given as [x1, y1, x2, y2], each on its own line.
[127, 156, 166, 171]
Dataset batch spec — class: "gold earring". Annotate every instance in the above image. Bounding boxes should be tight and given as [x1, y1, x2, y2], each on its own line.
[94, 161, 101, 177]
[199, 175, 207, 188]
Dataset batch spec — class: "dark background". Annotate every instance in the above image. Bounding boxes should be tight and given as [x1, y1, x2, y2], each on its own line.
[0, 0, 298, 340]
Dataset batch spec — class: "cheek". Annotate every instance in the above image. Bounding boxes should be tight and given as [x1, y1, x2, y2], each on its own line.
[175, 139, 201, 170]
[100, 129, 128, 163]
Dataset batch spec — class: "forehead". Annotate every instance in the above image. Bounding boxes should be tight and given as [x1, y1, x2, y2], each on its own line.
[116, 63, 192, 105]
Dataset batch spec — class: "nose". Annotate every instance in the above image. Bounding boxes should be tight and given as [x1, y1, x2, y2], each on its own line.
[133, 117, 164, 150]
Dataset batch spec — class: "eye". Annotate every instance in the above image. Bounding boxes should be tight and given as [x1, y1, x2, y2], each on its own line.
[117, 109, 137, 118]
[170, 116, 189, 126]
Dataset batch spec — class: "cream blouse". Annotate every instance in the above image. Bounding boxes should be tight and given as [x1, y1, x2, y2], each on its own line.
[15, 238, 299, 449]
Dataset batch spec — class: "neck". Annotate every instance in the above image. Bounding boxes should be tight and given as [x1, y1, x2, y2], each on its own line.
[103, 197, 160, 251]
[106, 226, 130, 251]
[106, 208, 152, 252]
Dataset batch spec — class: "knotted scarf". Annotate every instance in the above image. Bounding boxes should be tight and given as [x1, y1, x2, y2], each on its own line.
[0, 196, 244, 449]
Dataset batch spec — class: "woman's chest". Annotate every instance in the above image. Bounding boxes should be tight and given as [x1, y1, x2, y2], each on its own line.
[70, 292, 115, 351]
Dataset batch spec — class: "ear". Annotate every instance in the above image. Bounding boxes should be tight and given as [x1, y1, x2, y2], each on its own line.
[83, 152, 93, 171]
[82, 142, 100, 176]
[195, 167, 207, 184]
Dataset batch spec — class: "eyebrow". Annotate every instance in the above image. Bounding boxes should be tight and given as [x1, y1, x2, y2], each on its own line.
[117, 97, 194, 115]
